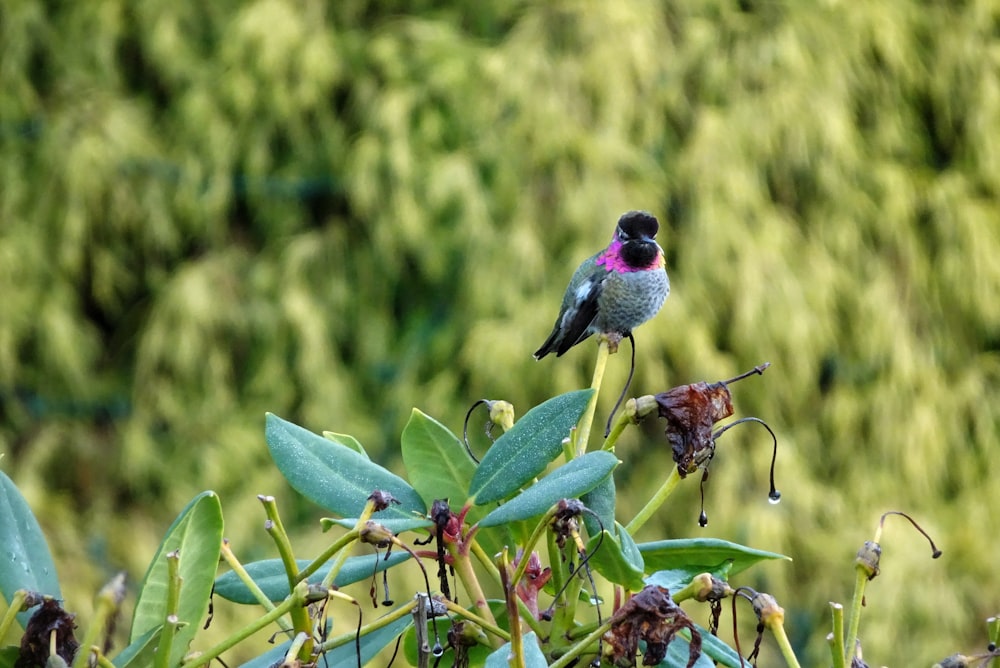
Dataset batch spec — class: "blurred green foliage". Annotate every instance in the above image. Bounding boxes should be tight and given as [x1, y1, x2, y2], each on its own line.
[1, 0, 998, 664]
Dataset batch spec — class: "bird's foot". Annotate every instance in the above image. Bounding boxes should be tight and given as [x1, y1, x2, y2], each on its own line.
[602, 332, 623, 354]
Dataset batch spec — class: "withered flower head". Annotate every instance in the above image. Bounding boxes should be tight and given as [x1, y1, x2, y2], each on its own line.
[603, 585, 701, 667]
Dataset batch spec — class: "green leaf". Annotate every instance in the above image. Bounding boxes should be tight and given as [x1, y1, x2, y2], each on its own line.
[322, 517, 433, 534]
[323, 612, 413, 666]
[484, 632, 547, 668]
[0, 647, 19, 668]
[585, 522, 645, 590]
[581, 472, 616, 537]
[214, 552, 411, 604]
[478, 451, 618, 527]
[657, 632, 716, 668]
[402, 618, 493, 667]
[401, 409, 476, 508]
[645, 562, 734, 593]
[0, 470, 61, 629]
[638, 538, 789, 578]
[469, 389, 594, 505]
[236, 641, 290, 668]
[112, 626, 161, 668]
[129, 490, 223, 667]
[266, 413, 425, 519]
[323, 431, 369, 458]
[694, 625, 744, 668]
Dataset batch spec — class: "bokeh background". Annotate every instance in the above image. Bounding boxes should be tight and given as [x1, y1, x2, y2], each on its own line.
[2, 1, 999, 665]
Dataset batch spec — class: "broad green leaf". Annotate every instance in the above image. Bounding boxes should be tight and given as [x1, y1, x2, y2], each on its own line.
[214, 552, 411, 604]
[323, 431, 369, 458]
[0, 470, 61, 629]
[129, 490, 223, 668]
[469, 389, 594, 505]
[266, 413, 425, 519]
[581, 472, 616, 537]
[112, 626, 161, 668]
[657, 633, 716, 668]
[585, 522, 645, 590]
[638, 538, 789, 578]
[645, 562, 734, 593]
[693, 624, 744, 668]
[322, 517, 433, 534]
[323, 612, 413, 666]
[484, 632, 546, 668]
[478, 451, 618, 527]
[401, 408, 476, 507]
[237, 641, 290, 668]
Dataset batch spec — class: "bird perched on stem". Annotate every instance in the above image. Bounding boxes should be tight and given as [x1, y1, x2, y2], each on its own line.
[534, 211, 670, 359]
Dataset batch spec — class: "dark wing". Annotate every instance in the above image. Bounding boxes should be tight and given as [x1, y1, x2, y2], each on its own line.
[549, 273, 604, 357]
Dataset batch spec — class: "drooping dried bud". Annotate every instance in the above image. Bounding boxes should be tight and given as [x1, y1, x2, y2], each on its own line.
[368, 490, 401, 512]
[17, 598, 79, 667]
[655, 381, 734, 477]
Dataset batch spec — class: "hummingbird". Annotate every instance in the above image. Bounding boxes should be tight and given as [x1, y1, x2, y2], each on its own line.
[534, 211, 670, 359]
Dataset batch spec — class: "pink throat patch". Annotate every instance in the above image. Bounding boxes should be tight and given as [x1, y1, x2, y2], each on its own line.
[596, 239, 662, 273]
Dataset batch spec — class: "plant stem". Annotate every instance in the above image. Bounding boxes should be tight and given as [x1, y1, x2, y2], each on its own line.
[260, 496, 314, 660]
[770, 619, 803, 668]
[498, 549, 525, 668]
[220, 540, 292, 632]
[829, 603, 846, 668]
[625, 467, 682, 535]
[469, 537, 503, 587]
[448, 541, 503, 648]
[438, 597, 510, 641]
[843, 566, 869, 663]
[602, 410, 631, 452]
[0, 590, 26, 643]
[72, 574, 125, 668]
[259, 495, 299, 590]
[508, 509, 558, 589]
[548, 619, 612, 668]
[178, 581, 310, 668]
[320, 501, 377, 590]
[297, 528, 361, 584]
[575, 338, 611, 456]
[153, 552, 182, 668]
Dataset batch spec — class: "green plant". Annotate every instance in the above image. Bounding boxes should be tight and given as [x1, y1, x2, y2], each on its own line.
[0, 338, 960, 667]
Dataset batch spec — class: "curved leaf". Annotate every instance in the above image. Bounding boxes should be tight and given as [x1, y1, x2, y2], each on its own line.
[478, 451, 618, 527]
[638, 538, 789, 578]
[237, 641, 290, 668]
[485, 632, 546, 668]
[0, 470, 61, 629]
[129, 490, 224, 667]
[214, 552, 411, 604]
[112, 626, 161, 668]
[322, 612, 413, 666]
[584, 522, 645, 591]
[469, 389, 594, 505]
[323, 431, 368, 459]
[694, 624, 744, 668]
[659, 633, 716, 668]
[266, 413, 425, 518]
[401, 409, 476, 508]
[581, 472, 616, 537]
[322, 516, 433, 534]
[644, 561, 734, 594]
